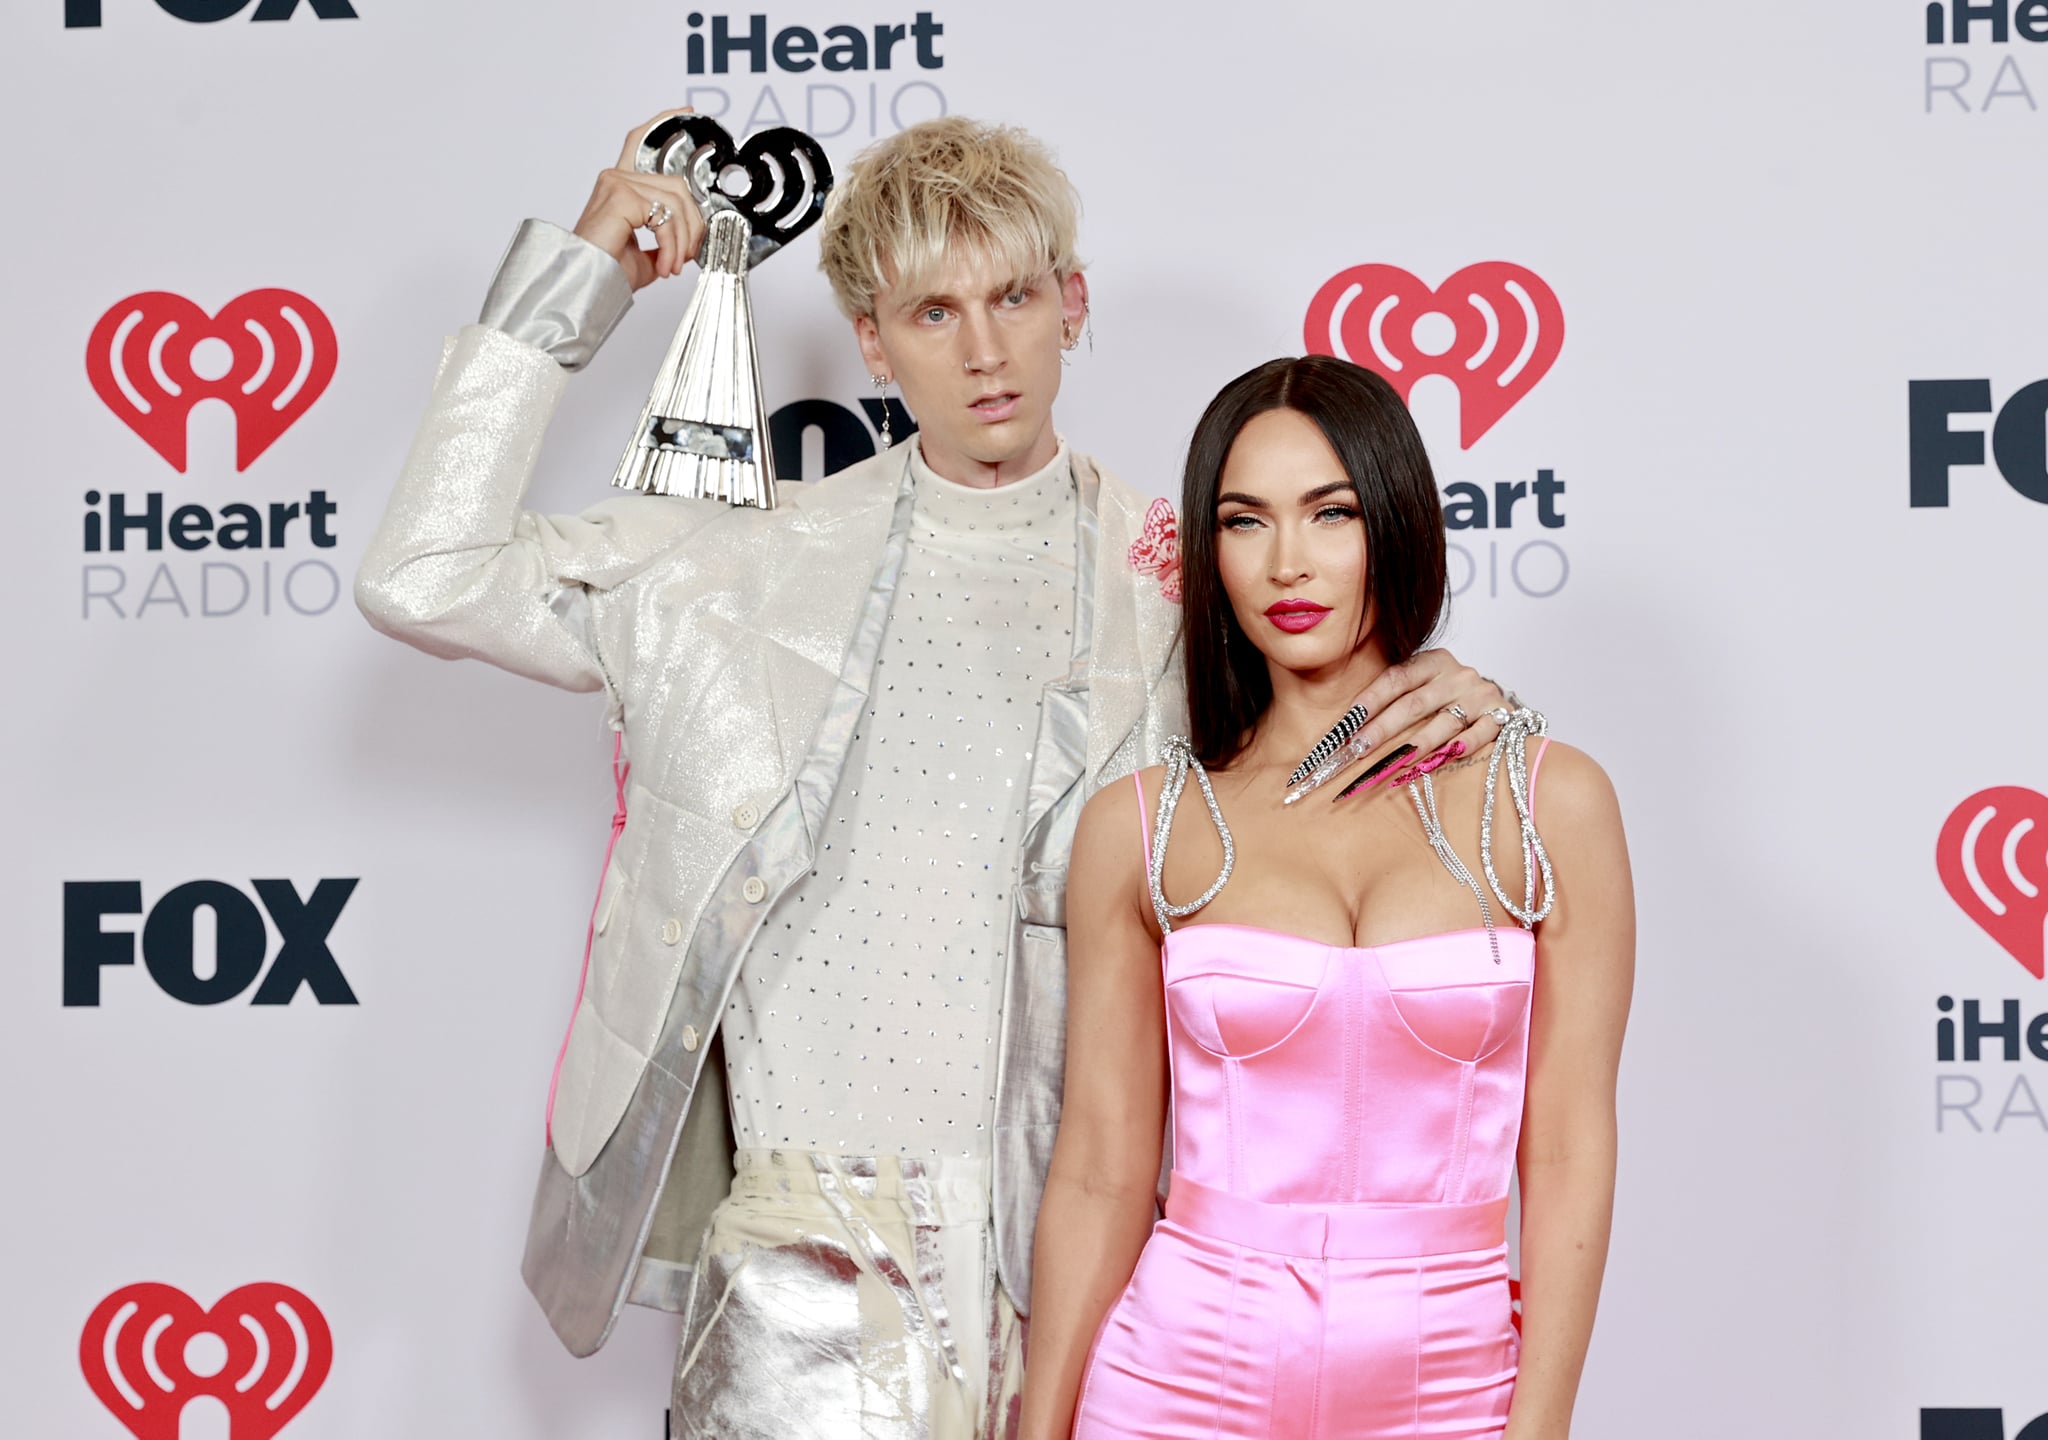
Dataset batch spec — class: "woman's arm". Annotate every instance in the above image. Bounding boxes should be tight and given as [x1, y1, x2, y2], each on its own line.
[1018, 777, 1169, 1440]
[1504, 743, 1635, 1440]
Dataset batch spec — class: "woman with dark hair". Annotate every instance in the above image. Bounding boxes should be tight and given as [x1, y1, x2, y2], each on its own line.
[1017, 356, 1634, 1440]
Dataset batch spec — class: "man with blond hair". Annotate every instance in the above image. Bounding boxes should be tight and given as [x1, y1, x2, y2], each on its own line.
[358, 112, 1503, 1438]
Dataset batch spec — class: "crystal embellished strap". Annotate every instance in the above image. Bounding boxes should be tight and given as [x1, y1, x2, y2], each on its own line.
[1405, 705, 1555, 964]
[1479, 706, 1555, 927]
[1410, 776, 1503, 967]
[1148, 737, 1235, 937]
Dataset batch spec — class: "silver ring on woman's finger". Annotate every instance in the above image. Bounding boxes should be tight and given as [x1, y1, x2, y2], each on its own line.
[646, 201, 673, 230]
[1441, 703, 1469, 723]
[1487, 707, 1512, 725]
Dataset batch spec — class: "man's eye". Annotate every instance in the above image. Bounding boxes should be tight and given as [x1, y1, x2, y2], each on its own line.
[922, 307, 948, 324]
[1003, 290, 1028, 306]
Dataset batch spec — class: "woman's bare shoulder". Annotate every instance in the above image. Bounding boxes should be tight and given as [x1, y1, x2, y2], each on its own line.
[1527, 739, 1622, 838]
[1076, 767, 1158, 859]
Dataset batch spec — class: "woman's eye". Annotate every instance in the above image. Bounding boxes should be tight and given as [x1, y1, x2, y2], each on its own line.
[1315, 505, 1361, 524]
[1220, 513, 1261, 531]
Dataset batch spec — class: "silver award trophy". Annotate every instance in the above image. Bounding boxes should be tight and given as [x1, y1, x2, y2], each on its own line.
[610, 115, 832, 508]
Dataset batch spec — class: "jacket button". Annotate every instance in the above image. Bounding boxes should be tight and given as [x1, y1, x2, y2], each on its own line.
[660, 917, 682, 946]
[681, 1025, 700, 1052]
[741, 876, 767, 904]
[733, 803, 760, 831]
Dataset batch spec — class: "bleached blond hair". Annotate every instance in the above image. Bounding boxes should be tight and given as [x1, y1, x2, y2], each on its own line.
[817, 117, 1082, 319]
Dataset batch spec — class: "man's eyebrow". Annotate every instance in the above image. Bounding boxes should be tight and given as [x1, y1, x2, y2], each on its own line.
[984, 274, 1037, 301]
[895, 274, 1039, 314]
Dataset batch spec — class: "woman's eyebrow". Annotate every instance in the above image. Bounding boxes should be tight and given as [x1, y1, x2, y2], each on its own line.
[1215, 491, 1268, 508]
[1300, 481, 1359, 504]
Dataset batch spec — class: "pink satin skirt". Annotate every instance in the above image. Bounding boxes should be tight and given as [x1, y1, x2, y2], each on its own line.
[1072, 1178, 1519, 1439]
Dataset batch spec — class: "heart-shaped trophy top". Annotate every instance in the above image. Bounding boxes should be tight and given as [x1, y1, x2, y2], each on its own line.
[636, 115, 833, 269]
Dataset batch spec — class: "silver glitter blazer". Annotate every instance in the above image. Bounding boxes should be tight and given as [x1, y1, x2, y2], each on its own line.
[356, 315, 1187, 1357]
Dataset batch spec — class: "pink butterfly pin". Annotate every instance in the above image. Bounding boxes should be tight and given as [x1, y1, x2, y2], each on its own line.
[1129, 498, 1182, 603]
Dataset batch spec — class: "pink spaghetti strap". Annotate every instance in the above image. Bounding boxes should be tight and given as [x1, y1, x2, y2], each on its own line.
[1133, 770, 1153, 868]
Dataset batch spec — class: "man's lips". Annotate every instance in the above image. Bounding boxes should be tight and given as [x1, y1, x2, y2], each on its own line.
[1264, 600, 1331, 633]
[969, 391, 1020, 424]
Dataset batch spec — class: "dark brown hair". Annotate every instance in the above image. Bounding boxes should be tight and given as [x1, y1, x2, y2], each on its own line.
[1182, 355, 1447, 768]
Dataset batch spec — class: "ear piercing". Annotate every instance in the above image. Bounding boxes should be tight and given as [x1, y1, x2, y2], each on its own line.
[871, 373, 893, 448]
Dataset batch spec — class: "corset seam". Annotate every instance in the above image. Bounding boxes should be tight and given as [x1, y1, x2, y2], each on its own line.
[1446, 1062, 1478, 1203]
[1341, 955, 1362, 1202]
[1223, 1059, 1244, 1195]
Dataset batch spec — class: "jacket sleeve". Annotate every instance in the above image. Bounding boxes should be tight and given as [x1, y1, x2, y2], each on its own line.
[478, 219, 635, 373]
[354, 321, 679, 693]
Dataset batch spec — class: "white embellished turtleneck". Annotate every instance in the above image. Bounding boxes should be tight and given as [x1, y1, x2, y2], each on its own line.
[724, 439, 1079, 1159]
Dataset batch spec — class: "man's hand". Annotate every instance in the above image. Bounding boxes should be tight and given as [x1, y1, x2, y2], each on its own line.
[1289, 651, 1512, 797]
[572, 110, 709, 291]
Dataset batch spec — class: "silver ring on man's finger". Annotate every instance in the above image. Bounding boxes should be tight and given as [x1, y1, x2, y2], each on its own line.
[646, 201, 673, 230]
[1441, 703, 1469, 723]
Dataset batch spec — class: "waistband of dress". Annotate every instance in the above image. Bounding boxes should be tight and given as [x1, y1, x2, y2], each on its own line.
[730, 1147, 992, 1213]
[1164, 1172, 1508, 1259]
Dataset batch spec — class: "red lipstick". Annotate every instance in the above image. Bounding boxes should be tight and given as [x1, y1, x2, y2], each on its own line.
[1264, 599, 1330, 633]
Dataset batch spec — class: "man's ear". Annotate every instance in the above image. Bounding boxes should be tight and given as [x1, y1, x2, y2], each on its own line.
[1060, 271, 1089, 340]
[854, 313, 889, 378]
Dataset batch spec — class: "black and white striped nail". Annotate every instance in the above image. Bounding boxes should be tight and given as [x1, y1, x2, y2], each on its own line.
[1288, 703, 1368, 789]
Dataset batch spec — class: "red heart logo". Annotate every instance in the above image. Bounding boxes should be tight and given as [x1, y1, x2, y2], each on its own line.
[80, 1283, 333, 1440]
[86, 291, 337, 472]
[1304, 263, 1564, 449]
[1938, 787, 2048, 979]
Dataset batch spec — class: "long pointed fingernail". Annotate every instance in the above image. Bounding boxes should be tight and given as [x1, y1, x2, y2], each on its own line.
[1389, 741, 1467, 790]
[1334, 744, 1414, 801]
[1384, 745, 1466, 786]
[1288, 703, 1369, 789]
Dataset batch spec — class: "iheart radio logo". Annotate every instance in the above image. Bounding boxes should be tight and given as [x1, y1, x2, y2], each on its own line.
[1305, 264, 1563, 448]
[80, 1283, 332, 1440]
[1938, 787, 2048, 980]
[87, 291, 337, 472]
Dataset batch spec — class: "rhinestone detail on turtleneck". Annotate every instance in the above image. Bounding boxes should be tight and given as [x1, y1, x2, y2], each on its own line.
[725, 439, 1078, 1158]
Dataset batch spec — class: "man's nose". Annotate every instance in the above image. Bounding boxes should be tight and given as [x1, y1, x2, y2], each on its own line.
[958, 309, 1005, 375]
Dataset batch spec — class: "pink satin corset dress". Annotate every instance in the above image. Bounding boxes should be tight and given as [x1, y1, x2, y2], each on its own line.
[1072, 747, 1547, 1440]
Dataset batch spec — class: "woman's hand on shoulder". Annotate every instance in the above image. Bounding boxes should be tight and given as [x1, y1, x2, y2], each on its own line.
[1288, 649, 1509, 798]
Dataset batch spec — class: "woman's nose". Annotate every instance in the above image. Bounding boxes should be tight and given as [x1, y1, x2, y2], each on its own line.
[1269, 530, 1311, 586]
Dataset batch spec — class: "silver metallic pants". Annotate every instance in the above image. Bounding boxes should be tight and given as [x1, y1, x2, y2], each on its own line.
[671, 1149, 1024, 1440]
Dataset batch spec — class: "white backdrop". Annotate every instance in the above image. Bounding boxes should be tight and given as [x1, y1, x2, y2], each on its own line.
[5, 3, 2046, 1437]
